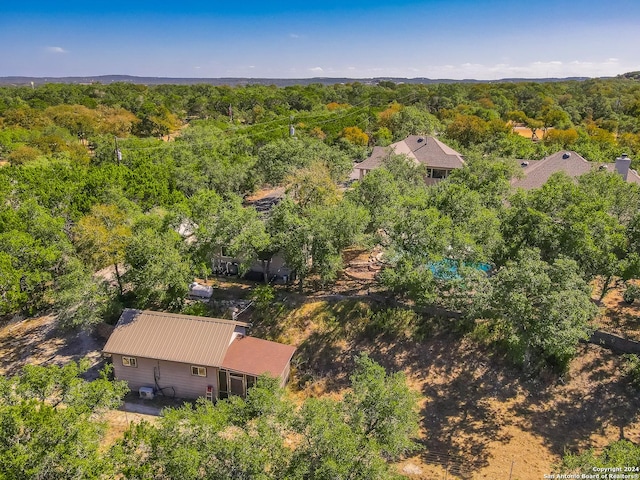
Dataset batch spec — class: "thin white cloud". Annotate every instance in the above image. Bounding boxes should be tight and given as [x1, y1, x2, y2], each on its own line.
[289, 33, 300, 38]
[416, 58, 626, 80]
[46, 46, 67, 54]
[309, 66, 323, 73]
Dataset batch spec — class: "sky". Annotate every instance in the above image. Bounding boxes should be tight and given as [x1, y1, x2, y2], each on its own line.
[1, 0, 639, 80]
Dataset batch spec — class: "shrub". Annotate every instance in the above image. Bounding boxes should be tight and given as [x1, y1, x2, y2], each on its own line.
[623, 284, 640, 305]
[365, 308, 418, 339]
[623, 354, 640, 388]
[181, 302, 211, 317]
[250, 284, 275, 310]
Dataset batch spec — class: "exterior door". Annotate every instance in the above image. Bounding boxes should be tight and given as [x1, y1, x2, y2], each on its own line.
[230, 374, 244, 396]
[218, 369, 229, 399]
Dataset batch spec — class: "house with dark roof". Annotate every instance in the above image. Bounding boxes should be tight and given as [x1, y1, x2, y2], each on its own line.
[352, 135, 465, 184]
[512, 152, 640, 190]
[103, 309, 296, 400]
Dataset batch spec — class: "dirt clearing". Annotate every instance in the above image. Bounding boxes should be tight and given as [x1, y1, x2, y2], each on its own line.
[0, 313, 105, 378]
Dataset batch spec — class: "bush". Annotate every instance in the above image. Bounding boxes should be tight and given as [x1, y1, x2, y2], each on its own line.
[623, 354, 640, 388]
[250, 284, 278, 323]
[181, 302, 212, 317]
[365, 308, 419, 339]
[623, 284, 640, 304]
[560, 439, 640, 472]
[250, 284, 276, 311]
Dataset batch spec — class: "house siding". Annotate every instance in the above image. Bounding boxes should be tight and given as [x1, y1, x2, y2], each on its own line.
[112, 354, 219, 400]
[279, 363, 291, 388]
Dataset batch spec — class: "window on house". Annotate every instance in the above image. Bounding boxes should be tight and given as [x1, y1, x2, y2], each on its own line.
[246, 375, 256, 390]
[122, 356, 137, 367]
[426, 168, 450, 179]
[191, 366, 207, 377]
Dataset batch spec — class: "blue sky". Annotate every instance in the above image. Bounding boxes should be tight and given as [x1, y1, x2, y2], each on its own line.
[1, 0, 639, 79]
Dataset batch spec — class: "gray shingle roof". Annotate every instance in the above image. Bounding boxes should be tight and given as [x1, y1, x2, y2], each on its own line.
[353, 146, 393, 172]
[512, 151, 640, 190]
[353, 136, 465, 175]
[393, 135, 465, 169]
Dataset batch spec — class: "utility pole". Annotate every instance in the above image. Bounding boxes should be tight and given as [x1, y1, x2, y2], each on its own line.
[289, 115, 295, 137]
[114, 136, 122, 165]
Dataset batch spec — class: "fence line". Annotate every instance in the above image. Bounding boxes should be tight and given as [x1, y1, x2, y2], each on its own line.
[419, 450, 520, 479]
[420, 449, 474, 479]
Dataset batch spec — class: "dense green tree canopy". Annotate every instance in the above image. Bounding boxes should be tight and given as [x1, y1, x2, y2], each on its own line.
[474, 249, 598, 372]
[0, 361, 128, 480]
[0, 76, 639, 478]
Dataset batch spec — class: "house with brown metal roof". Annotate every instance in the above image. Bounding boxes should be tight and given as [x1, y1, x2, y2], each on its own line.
[352, 135, 465, 184]
[512, 151, 640, 190]
[103, 309, 296, 400]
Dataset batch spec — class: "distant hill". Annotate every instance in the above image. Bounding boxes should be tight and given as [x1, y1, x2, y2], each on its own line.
[0, 74, 596, 87]
[618, 71, 640, 80]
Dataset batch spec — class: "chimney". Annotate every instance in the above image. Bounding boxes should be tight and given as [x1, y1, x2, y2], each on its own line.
[615, 154, 631, 181]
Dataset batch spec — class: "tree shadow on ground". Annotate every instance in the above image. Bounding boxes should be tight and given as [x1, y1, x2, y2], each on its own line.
[294, 329, 352, 392]
[283, 319, 521, 476]
[511, 343, 640, 455]
[263, 294, 640, 477]
[0, 314, 106, 379]
[251, 299, 374, 393]
[345, 328, 640, 477]
[371, 333, 519, 476]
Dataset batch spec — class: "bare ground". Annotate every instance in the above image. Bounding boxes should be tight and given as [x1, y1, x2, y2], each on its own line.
[593, 279, 640, 341]
[0, 313, 105, 378]
[281, 302, 640, 480]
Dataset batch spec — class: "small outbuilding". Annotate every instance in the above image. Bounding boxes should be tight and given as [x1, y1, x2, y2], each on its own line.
[187, 282, 214, 300]
[103, 309, 296, 400]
